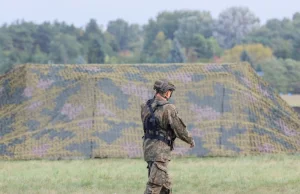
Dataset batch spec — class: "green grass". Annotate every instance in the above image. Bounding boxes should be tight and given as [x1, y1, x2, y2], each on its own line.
[1, 155, 300, 194]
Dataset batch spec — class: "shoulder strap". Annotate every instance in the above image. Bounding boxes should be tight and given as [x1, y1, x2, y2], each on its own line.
[147, 99, 156, 123]
[147, 99, 170, 122]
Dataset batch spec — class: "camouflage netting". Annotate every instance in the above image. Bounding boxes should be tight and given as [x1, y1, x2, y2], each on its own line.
[1, 63, 300, 160]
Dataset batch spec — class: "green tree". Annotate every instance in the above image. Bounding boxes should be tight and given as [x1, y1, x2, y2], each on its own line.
[142, 10, 214, 62]
[271, 38, 293, 59]
[107, 19, 142, 52]
[261, 58, 300, 93]
[167, 39, 185, 63]
[142, 31, 172, 63]
[107, 19, 130, 51]
[87, 38, 105, 63]
[0, 46, 12, 74]
[193, 35, 221, 59]
[174, 12, 213, 44]
[292, 13, 300, 60]
[49, 34, 82, 64]
[283, 59, 300, 93]
[152, 32, 172, 62]
[31, 45, 48, 63]
[222, 44, 273, 69]
[207, 37, 223, 57]
[245, 16, 300, 60]
[240, 50, 253, 67]
[261, 58, 289, 93]
[214, 7, 260, 48]
[33, 22, 55, 53]
[84, 19, 103, 38]
[174, 13, 214, 60]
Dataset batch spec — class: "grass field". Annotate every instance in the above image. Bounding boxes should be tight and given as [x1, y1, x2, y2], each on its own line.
[1, 155, 300, 194]
[280, 95, 300, 107]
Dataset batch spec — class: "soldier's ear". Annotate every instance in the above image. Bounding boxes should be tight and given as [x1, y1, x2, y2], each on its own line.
[167, 90, 171, 97]
[165, 91, 169, 96]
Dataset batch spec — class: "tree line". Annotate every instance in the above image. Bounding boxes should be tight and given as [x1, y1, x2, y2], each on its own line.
[0, 7, 299, 93]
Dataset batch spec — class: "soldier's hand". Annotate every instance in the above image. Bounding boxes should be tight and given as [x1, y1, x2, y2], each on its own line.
[190, 140, 195, 148]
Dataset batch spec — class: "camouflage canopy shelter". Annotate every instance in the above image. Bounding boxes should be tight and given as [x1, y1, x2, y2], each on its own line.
[1, 63, 300, 160]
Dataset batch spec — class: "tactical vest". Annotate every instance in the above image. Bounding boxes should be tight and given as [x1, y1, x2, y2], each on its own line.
[143, 99, 175, 149]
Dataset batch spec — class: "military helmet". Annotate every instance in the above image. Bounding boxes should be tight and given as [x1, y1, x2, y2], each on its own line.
[153, 79, 176, 93]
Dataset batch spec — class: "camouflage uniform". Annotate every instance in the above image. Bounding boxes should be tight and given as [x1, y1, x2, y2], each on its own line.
[141, 90, 194, 194]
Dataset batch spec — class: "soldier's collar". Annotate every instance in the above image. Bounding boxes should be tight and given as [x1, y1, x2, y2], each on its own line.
[155, 95, 167, 102]
[155, 98, 170, 106]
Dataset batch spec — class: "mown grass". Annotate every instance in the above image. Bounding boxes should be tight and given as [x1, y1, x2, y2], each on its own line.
[280, 95, 300, 107]
[1, 155, 300, 194]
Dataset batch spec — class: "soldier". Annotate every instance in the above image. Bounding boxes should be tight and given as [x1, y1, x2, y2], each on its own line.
[141, 79, 195, 194]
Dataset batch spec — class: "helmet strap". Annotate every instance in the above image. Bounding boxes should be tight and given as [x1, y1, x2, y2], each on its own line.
[169, 91, 173, 99]
[163, 95, 169, 101]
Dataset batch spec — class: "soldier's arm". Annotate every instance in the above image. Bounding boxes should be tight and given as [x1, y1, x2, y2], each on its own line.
[166, 105, 194, 145]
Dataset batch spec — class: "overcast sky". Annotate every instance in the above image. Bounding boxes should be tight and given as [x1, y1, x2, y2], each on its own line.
[0, 0, 299, 27]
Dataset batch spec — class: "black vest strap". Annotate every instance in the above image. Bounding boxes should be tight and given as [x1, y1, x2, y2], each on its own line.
[144, 133, 172, 146]
[147, 99, 156, 125]
[143, 99, 172, 146]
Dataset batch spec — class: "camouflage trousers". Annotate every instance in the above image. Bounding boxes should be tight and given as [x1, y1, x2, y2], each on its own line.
[144, 161, 172, 194]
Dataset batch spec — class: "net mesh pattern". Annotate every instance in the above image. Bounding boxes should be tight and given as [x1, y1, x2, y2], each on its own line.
[0, 63, 299, 160]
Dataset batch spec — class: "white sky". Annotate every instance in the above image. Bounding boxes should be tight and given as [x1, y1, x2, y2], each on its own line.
[0, 0, 299, 27]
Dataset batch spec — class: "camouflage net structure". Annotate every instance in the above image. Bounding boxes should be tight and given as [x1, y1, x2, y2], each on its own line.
[1, 63, 300, 160]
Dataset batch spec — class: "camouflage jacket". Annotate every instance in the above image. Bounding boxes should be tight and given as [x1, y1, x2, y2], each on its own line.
[141, 95, 194, 162]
